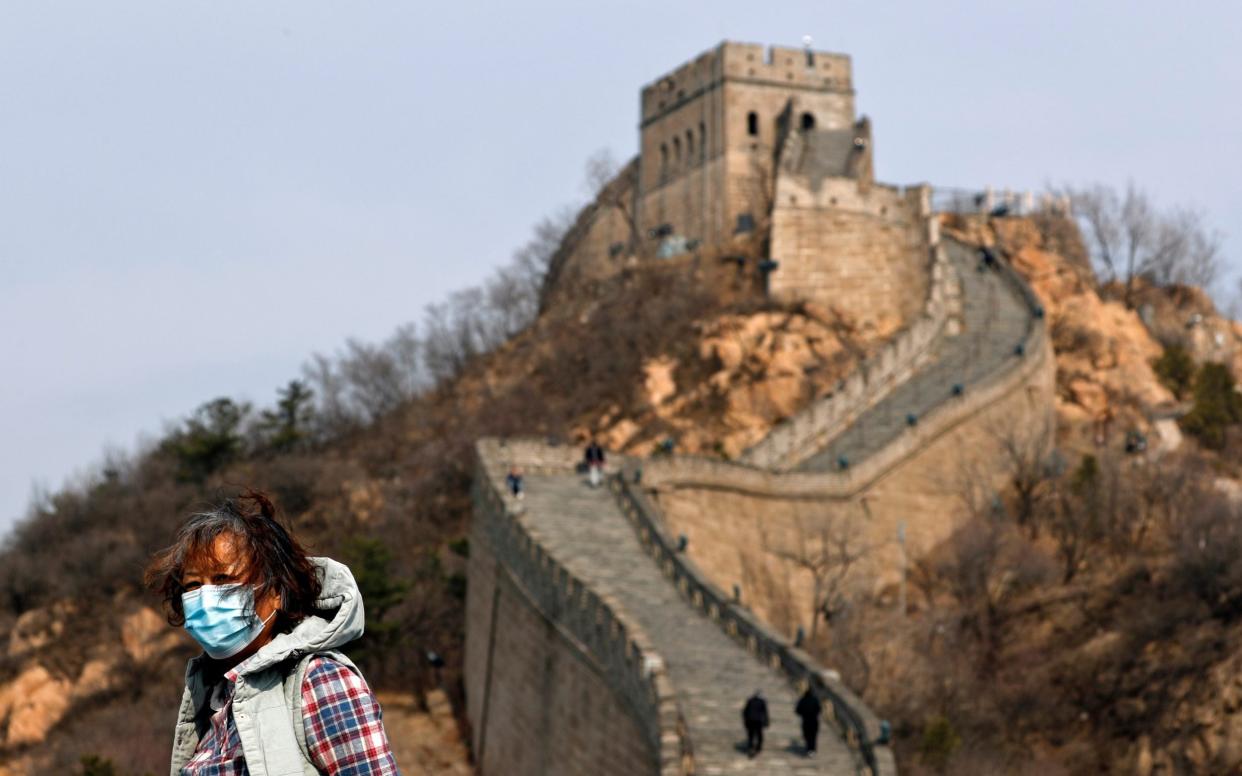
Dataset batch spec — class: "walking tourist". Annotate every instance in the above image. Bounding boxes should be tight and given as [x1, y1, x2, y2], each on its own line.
[742, 689, 769, 758]
[584, 438, 606, 487]
[796, 686, 822, 757]
[145, 490, 401, 775]
[506, 465, 525, 499]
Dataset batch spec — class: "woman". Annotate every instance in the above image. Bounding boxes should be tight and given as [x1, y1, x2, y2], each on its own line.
[145, 490, 401, 775]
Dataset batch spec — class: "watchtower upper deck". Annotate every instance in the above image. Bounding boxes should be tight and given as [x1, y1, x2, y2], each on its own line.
[639, 41, 853, 127]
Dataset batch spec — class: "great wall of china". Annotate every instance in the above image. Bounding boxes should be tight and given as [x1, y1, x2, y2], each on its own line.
[465, 41, 1058, 775]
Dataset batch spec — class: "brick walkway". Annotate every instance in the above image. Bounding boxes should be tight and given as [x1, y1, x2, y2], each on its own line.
[518, 472, 859, 775]
[800, 239, 1033, 471]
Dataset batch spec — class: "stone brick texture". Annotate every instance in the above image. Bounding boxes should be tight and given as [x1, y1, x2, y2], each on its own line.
[465, 536, 656, 776]
[466, 439, 880, 774]
[769, 182, 929, 328]
[545, 40, 911, 327]
[639, 239, 1056, 628]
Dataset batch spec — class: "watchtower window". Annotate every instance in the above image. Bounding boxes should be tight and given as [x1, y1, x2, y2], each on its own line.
[672, 136, 681, 164]
[685, 130, 694, 162]
[660, 143, 668, 175]
[747, 111, 759, 136]
[800, 112, 816, 131]
[699, 122, 707, 160]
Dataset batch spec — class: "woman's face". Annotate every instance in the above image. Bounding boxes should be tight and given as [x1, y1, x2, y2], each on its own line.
[181, 532, 281, 665]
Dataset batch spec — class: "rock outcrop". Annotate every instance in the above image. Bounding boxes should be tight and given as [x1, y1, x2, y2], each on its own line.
[948, 217, 1181, 452]
[592, 306, 891, 458]
[0, 602, 186, 760]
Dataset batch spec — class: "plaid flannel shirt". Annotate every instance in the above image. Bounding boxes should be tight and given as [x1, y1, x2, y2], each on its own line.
[181, 655, 401, 775]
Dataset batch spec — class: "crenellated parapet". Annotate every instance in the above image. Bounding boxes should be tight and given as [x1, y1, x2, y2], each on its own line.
[654, 239, 1049, 496]
[746, 207, 960, 469]
[630, 235, 1055, 655]
[468, 439, 693, 776]
[611, 468, 897, 775]
[543, 39, 944, 342]
[469, 437, 895, 773]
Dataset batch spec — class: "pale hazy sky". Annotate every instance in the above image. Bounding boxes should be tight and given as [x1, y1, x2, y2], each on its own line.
[2, 1, 1239, 535]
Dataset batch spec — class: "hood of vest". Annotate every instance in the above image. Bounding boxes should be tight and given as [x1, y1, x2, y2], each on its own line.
[241, 556, 365, 676]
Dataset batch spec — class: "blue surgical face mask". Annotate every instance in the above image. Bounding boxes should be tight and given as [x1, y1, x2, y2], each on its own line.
[181, 583, 275, 660]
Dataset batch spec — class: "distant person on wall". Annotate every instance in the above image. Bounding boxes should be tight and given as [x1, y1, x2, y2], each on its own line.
[584, 438, 606, 488]
[145, 490, 401, 775]
[742, 689, 769, 758]
[506, 465, 525, 500]
[796, 687, 822, 757]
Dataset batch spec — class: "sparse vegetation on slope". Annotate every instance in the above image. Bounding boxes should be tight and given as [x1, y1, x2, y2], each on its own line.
[2, 185, 1238, 776]
[0, 205, 869, 772]
[798, 211, 1242, 775]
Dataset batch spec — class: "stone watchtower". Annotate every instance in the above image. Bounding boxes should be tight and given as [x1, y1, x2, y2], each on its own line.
[544, 40, 931, 331]
[637, 41, 866, 247]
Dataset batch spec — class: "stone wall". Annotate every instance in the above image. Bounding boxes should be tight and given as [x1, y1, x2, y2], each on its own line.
[466, 441, 689, 776]
[640, 43, 853, 127]
[638, 155, 728, 248]
[638, 260, 1055, 627]
[539, 158, 640, 310]
[611, 471, 897, 775]
[744, 216, 957, 469]
[544, 39, 935, 331]
[465, 535, 657, 775]
[637, 45, 725, 240]
[636, 41, 856, 252]
[769, 129, 932, 326]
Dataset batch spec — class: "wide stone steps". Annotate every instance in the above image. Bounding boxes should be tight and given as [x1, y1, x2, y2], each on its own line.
[519, 472, 858, 775]
[799, 239, 1032, 471]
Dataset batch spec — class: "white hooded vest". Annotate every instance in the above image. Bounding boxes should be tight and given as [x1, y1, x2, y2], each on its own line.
[169, 557, 366, 776]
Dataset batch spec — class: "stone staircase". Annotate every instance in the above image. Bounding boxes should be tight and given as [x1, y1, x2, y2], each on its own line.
[473, 234, 1043, 775]
[517, 470, 859, 774]
[799, 238, 1033, 472]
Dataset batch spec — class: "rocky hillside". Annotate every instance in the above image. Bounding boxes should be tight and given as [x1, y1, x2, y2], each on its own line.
[3, 210, 1241, 775]
[860, 215, 1242, 774]
[0, 238, 878, 774]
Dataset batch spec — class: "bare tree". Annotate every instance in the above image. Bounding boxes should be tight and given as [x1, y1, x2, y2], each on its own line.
[1066, 183, 1221, 307]
[421, 299, 477, 384]
[1047, 484, 1096, 584]
[933, 515, 1050, 674]
[1169, 494, 1242, 616]
[325, 326, 426, 424]
[584, 149, 641, 252]
[1043, 451, 1144, 582]
[485, 263, 540, 341]
[303, 208, 572, 427]
[1146, 207, 1221, 290]
[512, 209, 576, 296]
[762, 506, 873, 642]
[989, 417, 1056, 534]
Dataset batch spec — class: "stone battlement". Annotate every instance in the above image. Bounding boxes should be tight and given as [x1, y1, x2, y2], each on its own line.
[747, 210, 956, 468]
[612, 467, 895, 774]
[657, 239, 1049, 492]
[466, 441, 690, 775]
[644, 325, 1050, 499]
[638, 239, 1056, 631]
[640, 41, 853, 126]
[543, 39, 933, 331]
[469, 437, 894, 773]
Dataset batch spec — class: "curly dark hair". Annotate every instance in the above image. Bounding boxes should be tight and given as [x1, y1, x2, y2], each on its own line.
[144, 489, 322, 628]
